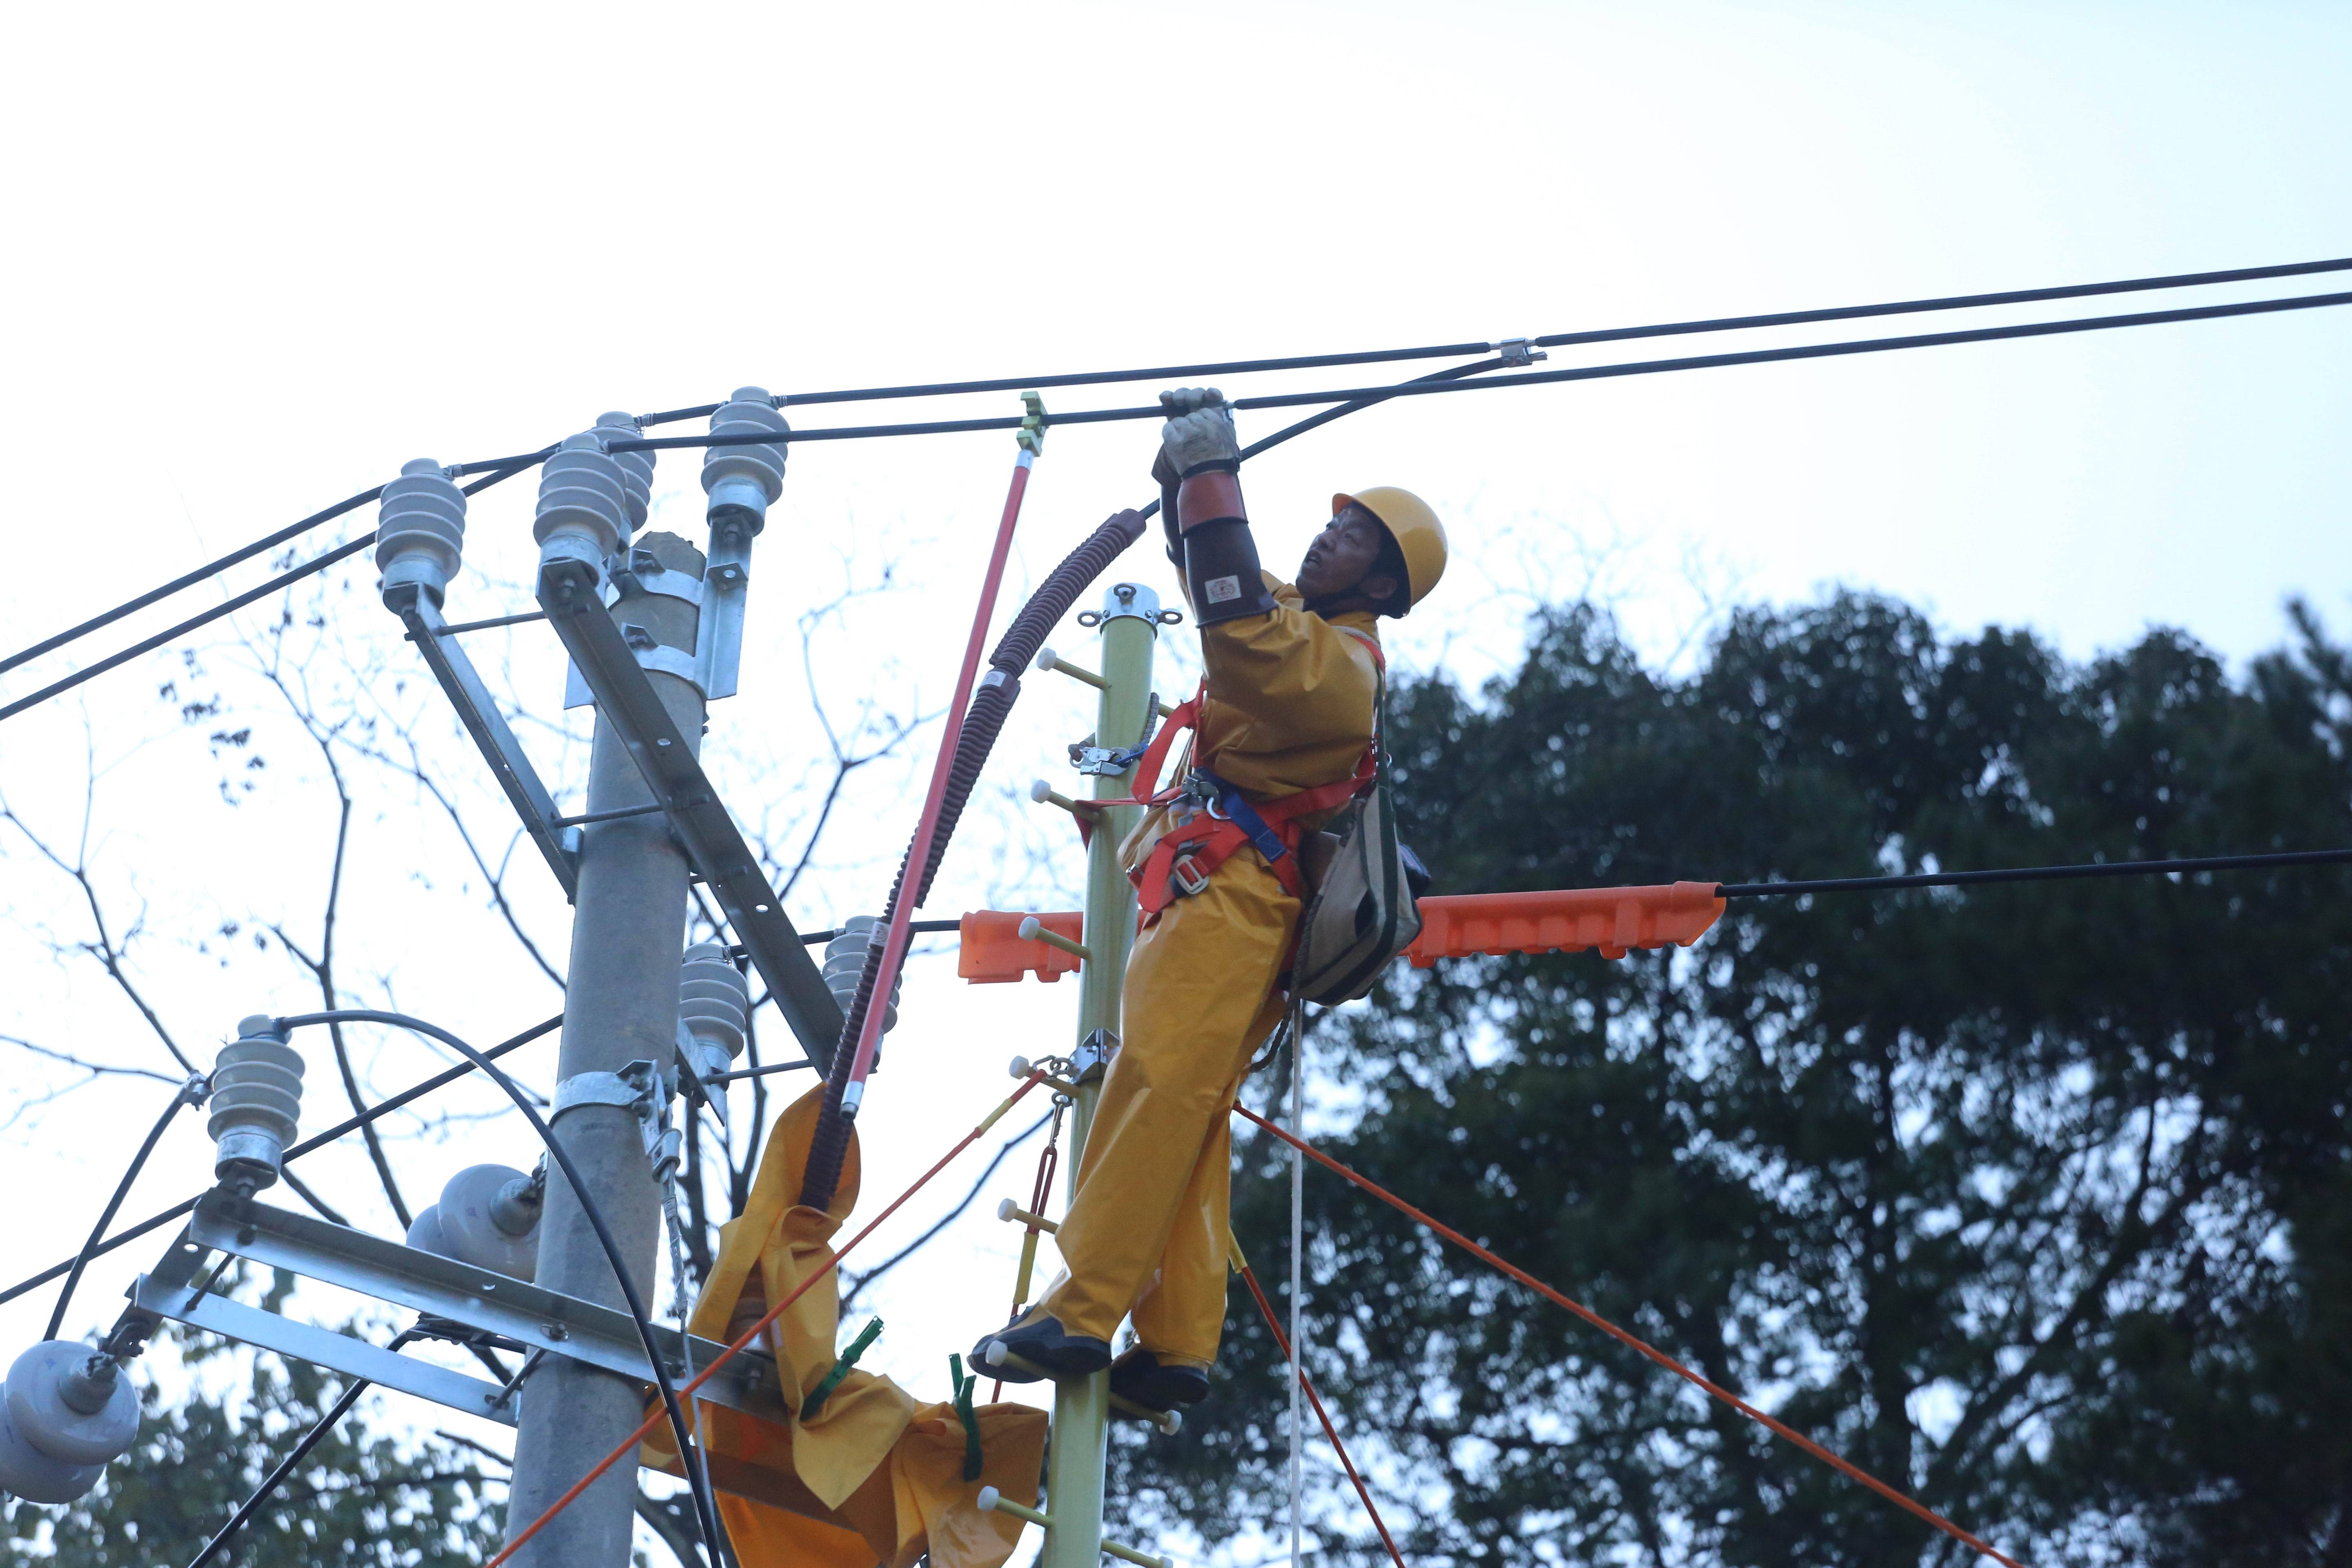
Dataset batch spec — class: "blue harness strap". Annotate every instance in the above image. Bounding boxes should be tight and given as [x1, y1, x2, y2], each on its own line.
[1204, 770, 1290, 866]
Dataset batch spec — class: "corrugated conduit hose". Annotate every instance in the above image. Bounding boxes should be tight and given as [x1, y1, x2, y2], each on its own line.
[797, 508, 1146, 1210]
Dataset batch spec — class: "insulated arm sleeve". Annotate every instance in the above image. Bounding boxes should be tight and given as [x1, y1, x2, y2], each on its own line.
[1175, 469, 1276, 626]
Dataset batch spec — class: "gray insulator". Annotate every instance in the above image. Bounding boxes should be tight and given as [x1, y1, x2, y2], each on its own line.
[405, 1203, 450, 1256]
[824, 916, 900, 1036]
[374, 459, 468, 608]
[679, 940, 750, 1082]
[0, 1399, 102, 1504]
[596, 410, 655, 536]
[5, 1343, 139, 1468]
[532, 431, 633, 572]
[434, 1165, 540, 1280]
[207, 1017, 303, 1190]
[700, 387, 787, 531]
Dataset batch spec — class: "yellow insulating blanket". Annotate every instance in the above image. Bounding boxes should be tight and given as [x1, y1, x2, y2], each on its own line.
[641, 1086, 1048, 1568]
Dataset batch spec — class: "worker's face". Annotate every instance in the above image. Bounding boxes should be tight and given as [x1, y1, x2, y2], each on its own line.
[1297, 506, 1397, 604]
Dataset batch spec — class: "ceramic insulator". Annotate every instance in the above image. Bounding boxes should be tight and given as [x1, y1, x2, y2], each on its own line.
[374, 459, 467, 608]
[206, 1016, 304, 1188]
[679, 940, 749, 1079]
[700, 386, 787, 530]
[532, 430, 633, 569]
[824, 916, 900, 1036]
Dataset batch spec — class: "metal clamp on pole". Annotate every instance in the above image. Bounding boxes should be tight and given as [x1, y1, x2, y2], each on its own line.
[548, 1066, 653, 1129]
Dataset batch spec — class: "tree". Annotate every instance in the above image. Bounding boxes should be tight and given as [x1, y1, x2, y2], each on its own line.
[1117, 592, 2352, 1566]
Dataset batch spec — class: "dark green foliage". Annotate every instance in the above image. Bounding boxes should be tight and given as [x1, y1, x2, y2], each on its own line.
[4, 1273, 501, 1566]
[1113, 593, 2352, 1566]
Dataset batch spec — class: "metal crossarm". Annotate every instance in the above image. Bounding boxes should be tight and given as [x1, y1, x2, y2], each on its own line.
[392, 588, 580, 899]
[536, 553, 844, 1062]
[137, 1192, 792, 1428]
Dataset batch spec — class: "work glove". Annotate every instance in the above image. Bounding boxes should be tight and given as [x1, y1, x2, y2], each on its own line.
[1158, 386, 1239, 478]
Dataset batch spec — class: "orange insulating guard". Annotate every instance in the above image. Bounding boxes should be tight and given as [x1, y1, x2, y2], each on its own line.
[1409, 882, 1726, 965]
[957, 910, 1086, 984]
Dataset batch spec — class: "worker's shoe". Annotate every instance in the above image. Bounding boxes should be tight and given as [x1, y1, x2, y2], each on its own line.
[971, 1310, 1111, 1383]
[1108, 1348, 1210, 1411]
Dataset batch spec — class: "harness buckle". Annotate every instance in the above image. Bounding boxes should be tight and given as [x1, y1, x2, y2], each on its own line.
[1167, 850, 1212, 900]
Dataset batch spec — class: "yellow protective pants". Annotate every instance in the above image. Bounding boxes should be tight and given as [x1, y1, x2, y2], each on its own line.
[646, 1086, 1048, 1568]
[1037, 851, 1296, 1365]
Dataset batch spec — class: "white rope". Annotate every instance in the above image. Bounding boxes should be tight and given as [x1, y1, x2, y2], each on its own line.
[1288, 998, 1307, 1568]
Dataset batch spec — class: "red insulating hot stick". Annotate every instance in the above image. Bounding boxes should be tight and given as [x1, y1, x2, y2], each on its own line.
[840, 448, 1038, 1116]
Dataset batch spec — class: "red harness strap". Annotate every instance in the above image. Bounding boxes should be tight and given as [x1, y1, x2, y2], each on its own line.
[1109, 631, 1384, 917]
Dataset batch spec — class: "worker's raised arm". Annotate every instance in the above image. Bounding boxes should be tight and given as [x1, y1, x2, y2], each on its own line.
[1159, 387, 1279, 626]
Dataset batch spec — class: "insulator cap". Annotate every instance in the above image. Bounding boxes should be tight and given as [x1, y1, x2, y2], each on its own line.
[824, 915, 900, 1036]
[375, 459, 468, 608]
[701, 387, 787, 531]
[533, 431, 633, 567]
[5, 1343, 138, 1468]
[207, 1017, 304, 1189]
[597, 411, 655, 533]
[679, 940, 750, 1078]
[434, 1165, 540, 1280]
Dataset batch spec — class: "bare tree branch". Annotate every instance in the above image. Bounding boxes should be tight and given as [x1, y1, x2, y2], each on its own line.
[1, 1033, 179, 1085]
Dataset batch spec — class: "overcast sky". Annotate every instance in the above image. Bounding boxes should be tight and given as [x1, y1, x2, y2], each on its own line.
[2, 2, 2348, 1558]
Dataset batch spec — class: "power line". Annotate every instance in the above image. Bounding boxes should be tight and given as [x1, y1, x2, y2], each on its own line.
[630, 253, 2352, 418]
[0, 460, 536, 724]
[616, 287, 2352, 451]
[45, 1075, 208, 1340]
[1716, 846, 2352, 898]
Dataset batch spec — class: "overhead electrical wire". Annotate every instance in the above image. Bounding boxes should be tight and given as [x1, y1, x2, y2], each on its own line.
[626, 253, 2352, 418]
[44, 1074, 209, 1341]
[0, 1013, 563, 1316]
[272, 1008, 731, 1564]
[0, 459, 539, 723]
[7, 254, 2346, 700]
[1715, 845, 2352, 898]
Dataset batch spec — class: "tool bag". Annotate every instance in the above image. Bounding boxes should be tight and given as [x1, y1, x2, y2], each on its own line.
[1287, 660, 1422, 1005]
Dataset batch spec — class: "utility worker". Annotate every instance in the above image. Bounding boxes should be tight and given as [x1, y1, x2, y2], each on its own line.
[973, 388, 1446, 1411]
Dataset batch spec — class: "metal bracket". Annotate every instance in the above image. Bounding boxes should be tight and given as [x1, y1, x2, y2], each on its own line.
[537, 551, 844, 1065]
[1079, 581, 1163, 628]
[694, 515, 755, 702]
[392, 590, 579, 900]
[671, 1020, 731, 1134]
[612, 552, 706, 609]
[1070, 745, 1138, 777]
[1069, 1029, 1117, 1085]
[140, 1191, 791, 1428]
[1496, 336, 1548, 368]
[550, 1065, 654, 1127]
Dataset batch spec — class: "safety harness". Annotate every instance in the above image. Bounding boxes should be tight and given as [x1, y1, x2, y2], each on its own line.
[1108, 632, 1384, 917]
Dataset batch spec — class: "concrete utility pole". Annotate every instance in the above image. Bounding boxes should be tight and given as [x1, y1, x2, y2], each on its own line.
[1040, 580, 1162, 1568]
[503, 526, 706, 1566]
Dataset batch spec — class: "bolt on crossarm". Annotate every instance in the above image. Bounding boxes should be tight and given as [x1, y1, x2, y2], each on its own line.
[1042, 580, 1164, 1568]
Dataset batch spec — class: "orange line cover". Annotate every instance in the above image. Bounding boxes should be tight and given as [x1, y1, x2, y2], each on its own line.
[958, 909, 1087, 984]
[1408, 882, 1725, 965]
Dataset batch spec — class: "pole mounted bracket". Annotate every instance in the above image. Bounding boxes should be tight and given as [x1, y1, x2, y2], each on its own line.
[536, 551, 844, 1065]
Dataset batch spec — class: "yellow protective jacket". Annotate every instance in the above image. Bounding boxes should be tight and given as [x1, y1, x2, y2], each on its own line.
[1121, 570, 1381, 877]
[642, 1087, 1047, 1568]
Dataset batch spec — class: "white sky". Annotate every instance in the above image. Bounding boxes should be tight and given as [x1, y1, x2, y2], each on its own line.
[2, 1, 2349, 1558]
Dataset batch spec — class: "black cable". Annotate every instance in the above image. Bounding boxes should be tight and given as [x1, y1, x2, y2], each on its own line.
[1715, 846, 2352, 898]
[271, 1009, 728, 1565]
[628, 254, 2352, 419]
[0, 459, 536, 724]
[0, 488, 383, 679]
[44, 1075, 206, 1341]
[0, 1013, 562, 1314]
[185, 1328, 419, 1568]
[608, 287, 2352, 454]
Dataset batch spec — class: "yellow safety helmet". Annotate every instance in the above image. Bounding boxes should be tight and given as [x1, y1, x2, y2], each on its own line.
[1332, 486, 1447, 613]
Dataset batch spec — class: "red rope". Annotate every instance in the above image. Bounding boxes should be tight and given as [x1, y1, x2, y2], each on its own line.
[842, 450, 1038, 1104]
[488, 1074, 1046, 1566]
[1231, 1104, 2028, 1568]
[1235, 1260, 1408, 1568]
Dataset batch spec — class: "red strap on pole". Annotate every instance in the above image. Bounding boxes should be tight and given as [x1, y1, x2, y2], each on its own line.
[1232, 1103, 2029, 1568]
[841, 448, 1038, 1116]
